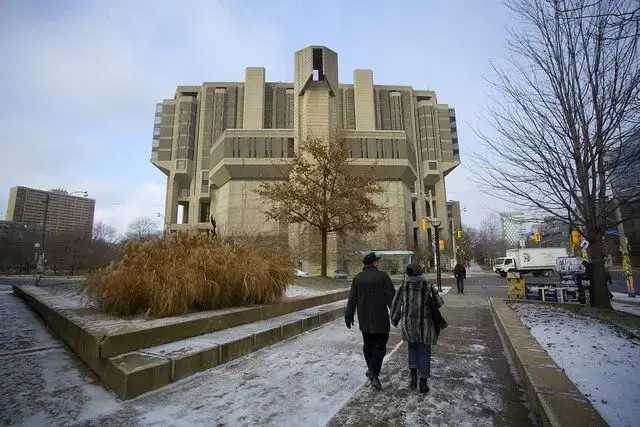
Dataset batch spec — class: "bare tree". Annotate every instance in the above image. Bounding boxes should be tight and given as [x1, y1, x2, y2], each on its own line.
[125, 216, 161, 241]
[93, 222, 119, 244]
[256, 135, 386, 277]
[473, 0, 640, 308]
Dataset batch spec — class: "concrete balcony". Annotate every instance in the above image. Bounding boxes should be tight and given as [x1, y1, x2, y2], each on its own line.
[174, 158, 194, 176]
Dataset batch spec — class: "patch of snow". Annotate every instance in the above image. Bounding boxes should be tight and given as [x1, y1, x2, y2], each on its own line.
[613, 302, 640, 317]
[612, 292, 640, 304]
[84, 319, 399, 426]
[512, 303, 640, 427]
[440, 286, 452, 295]
[286, 285, 318, 298]
[141, 300, 347, 357]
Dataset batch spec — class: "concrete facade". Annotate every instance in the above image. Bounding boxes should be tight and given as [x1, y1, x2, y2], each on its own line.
[4, 187, 95, 240]
[151, 45, 460, 274]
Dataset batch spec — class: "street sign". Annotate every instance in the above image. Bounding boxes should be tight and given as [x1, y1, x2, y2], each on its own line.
[579, 239, 590, 251]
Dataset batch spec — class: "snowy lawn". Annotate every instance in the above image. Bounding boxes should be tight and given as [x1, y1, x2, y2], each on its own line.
[511, 303, 640, 427]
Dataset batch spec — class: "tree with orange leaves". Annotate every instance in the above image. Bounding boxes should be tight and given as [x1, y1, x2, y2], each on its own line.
[256, 135, 386, 277]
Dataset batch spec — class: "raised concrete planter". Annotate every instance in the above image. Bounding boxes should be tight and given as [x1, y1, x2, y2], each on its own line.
[12, 284, 348, 400]
[489, 297, 607, 427]
[104, 301, 347, 399]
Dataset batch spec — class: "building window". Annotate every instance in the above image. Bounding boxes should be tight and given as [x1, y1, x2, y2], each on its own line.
[312, 48, 324, 81]
[429, 161, 438, 170]
[361, 139, 368, 158]
[287, 138, 295, 157]
[265, 138, 273, 157]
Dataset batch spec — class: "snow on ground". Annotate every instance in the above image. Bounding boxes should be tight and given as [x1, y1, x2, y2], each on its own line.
[83, 319, 392, 427]
[285, 285, 319, 298]
[612, 292, 640, 303]
[512, 303, 640, 427]
[613, 302, 640, 316]
[611, 292, 640, 316]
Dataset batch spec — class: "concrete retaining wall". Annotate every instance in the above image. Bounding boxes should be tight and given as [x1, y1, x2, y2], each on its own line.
[12, 284, 349, 400]
[489, 297, 607, 427]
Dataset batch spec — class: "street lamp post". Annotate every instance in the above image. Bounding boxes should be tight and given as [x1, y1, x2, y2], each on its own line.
[431, 217, 443, 292]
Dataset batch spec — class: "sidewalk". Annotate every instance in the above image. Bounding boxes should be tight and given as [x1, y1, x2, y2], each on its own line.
[329, 280, 533, 426]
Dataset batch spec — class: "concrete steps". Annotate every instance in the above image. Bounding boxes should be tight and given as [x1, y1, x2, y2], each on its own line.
[12, 284, 349, 400]
[103, 299, 346, 399]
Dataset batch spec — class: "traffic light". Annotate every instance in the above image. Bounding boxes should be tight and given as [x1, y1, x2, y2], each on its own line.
[420, 217, 428, 232]
[534, 232, 541, 242]
[456, 229, 462, 239]
[571, 230, 581, 244]
[439, 239, 445, 251]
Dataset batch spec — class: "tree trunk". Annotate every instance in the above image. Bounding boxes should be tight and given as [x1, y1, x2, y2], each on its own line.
[589, 236, 612, 309]
[320, 229, 328, 277]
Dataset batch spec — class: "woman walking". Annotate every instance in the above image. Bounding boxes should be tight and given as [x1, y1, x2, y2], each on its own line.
[391, 264, 444, 393]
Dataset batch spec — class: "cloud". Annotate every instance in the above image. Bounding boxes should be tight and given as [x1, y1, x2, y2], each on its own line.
[94, 182, 166, 233]
[0, 0, 284, 231]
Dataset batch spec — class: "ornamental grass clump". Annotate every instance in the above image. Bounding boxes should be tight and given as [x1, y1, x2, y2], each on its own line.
[86, 233, 292, 318]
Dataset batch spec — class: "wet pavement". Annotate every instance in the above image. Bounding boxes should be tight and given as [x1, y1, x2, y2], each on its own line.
[1, 267, 535, 426]
[329, 272, 534, 426]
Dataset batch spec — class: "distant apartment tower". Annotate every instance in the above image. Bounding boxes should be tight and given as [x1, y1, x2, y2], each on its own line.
[501, 212, 525, 248]
[151, 45, 460, 273]
[5, 187, 95, 240]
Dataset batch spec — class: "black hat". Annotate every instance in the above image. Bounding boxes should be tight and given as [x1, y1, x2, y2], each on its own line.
[363, 252, 381, 265]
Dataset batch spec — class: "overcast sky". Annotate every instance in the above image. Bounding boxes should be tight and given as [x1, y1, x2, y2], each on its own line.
[0, 0, 517, 233]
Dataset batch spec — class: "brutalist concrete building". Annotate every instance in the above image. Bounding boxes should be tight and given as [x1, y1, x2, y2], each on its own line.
[151, 45, 460, 274]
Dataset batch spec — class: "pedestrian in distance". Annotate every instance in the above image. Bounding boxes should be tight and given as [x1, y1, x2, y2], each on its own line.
[345, 252, 396, 391]
[391, 263, 444, 393]
[453, 262, 467, 294]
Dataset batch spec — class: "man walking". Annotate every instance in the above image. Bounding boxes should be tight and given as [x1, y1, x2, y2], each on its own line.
[453, 262, 466, 294]
[345, 252, 396, 390]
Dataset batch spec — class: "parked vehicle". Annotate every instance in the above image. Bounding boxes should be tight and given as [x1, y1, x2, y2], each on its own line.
[293, 268, 309, 278]
[494, 247, 568, 278]
[334, 270, 348, 280]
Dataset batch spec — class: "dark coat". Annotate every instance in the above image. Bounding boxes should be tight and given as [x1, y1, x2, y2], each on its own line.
[453, 263, 466, 279]
[345, 265, 396, 334]
[390, 276, 444, 345]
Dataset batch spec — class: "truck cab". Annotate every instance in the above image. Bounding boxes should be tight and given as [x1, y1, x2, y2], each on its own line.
[494, 257, 516, 277]
[493, 257, 507, 274]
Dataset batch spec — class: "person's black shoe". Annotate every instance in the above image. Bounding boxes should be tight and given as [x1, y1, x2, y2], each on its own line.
[366, 369, 373, 380]
[419, 378, 429, 394]
[371, 376, 382, 390]
[409, 368, 417, 389]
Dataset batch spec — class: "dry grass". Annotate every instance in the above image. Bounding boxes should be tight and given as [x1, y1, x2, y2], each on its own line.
[86, 233, 293, 318]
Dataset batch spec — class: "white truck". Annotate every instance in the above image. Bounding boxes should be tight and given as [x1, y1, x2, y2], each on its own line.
[494, 247, 568, 277]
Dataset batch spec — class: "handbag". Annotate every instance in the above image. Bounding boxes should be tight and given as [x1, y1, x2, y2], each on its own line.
[429, 284, 448, 335]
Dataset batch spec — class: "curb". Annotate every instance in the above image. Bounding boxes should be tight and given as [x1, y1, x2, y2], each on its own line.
[489, 297, 607, 427]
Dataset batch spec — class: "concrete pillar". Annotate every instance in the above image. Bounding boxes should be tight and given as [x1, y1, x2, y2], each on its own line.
[354, 69, 375, 131]
[165, 174, 179, 225]
[243, 67, 265, 130]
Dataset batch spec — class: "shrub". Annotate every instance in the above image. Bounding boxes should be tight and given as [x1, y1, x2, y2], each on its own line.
[86, 233, 293, 317]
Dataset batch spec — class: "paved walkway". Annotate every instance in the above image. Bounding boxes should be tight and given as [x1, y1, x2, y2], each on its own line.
[329, 276, 534, 426]
[2, 272, 533, 426]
